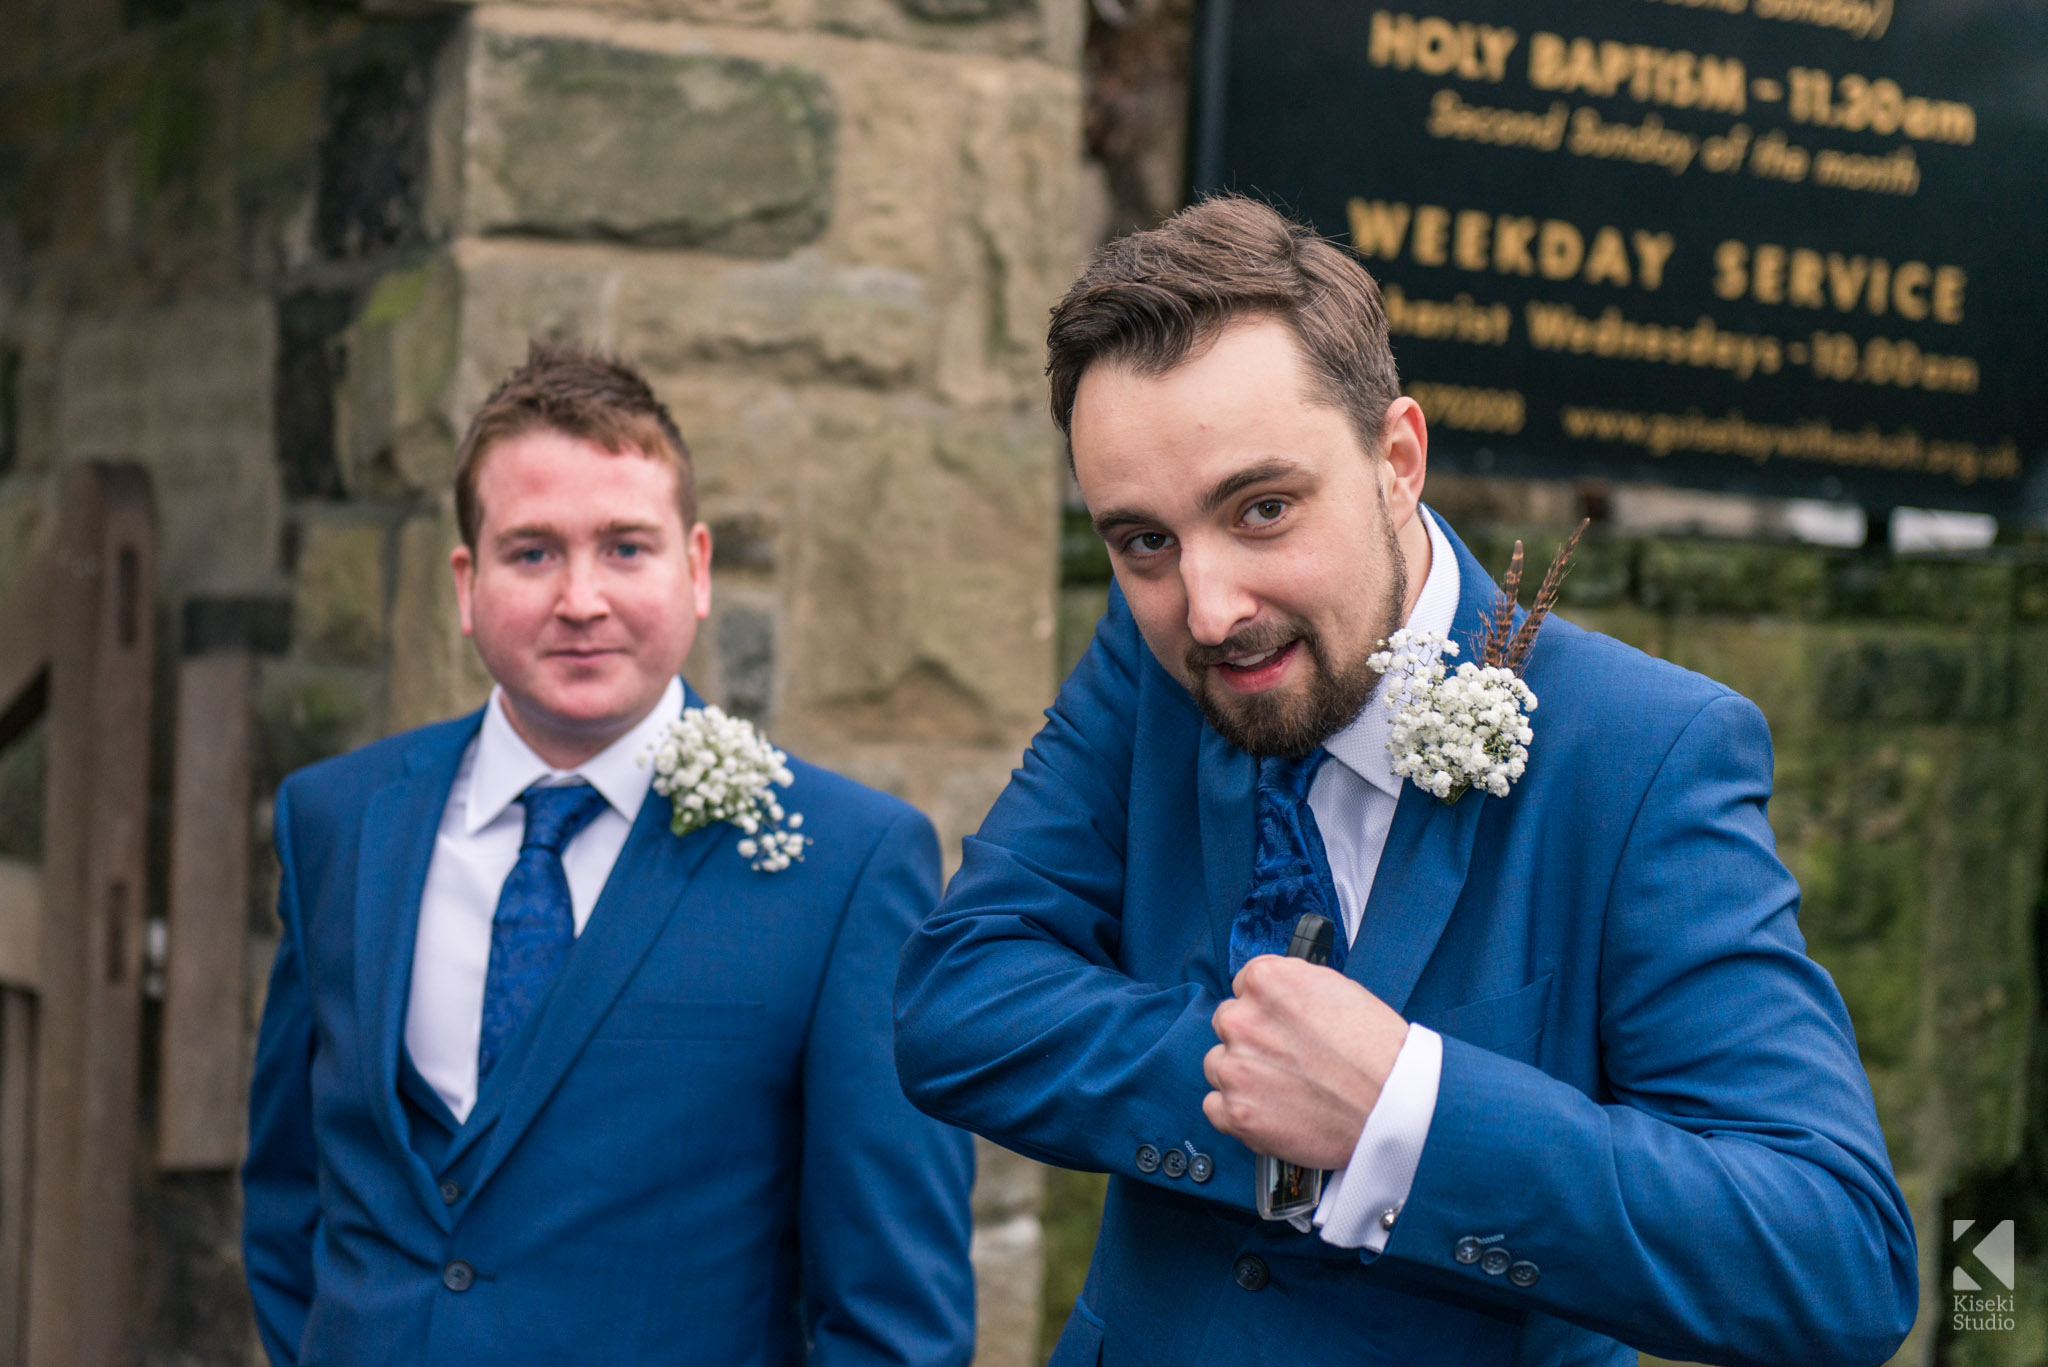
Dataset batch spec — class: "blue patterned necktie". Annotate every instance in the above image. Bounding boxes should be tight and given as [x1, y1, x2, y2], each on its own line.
[478, 781, 610, 1080]
[1227, 749, 1348, 978]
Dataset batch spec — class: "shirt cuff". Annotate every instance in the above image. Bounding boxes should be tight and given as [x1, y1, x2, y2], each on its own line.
[1311, 1023, 1443, 1251]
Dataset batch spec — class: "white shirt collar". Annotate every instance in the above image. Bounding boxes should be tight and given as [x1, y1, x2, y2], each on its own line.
[1323, 509, 1461, 799]
[464, 676, 686, 835]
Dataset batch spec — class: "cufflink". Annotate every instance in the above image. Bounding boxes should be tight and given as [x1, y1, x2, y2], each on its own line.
[1379, 1205, 1400, 1231]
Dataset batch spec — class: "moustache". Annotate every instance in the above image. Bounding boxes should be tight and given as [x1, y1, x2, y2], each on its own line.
[1185, 620, 1317, 674]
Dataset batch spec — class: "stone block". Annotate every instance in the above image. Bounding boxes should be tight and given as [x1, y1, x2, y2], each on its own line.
[338, 255, 461, 494]
[523, 0, 808, 24]
[450, 241, 622, 423]
[466, 32, 835, 257]
[814, 0, 1082, 65]
[819, 43, 955, 274]
[784, 396, 1058, 745]
[293, 519, 388, 663]
[385, 501, 492, 734]
[616, 249, 932, 389]
[56, 295, 282, 596]
[935, 61, 1083, 407]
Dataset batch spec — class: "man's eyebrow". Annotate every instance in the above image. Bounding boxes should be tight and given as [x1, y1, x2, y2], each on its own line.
[1198, 459, 1313, 516]
[1090, 458, 1315, 540]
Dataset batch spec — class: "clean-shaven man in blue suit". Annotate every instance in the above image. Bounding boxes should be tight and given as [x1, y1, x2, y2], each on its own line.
[244, 342, 975, 1366]
[895, 196, 1917, 1365]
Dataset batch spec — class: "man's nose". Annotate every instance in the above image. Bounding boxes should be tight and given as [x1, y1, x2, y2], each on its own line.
[1180, 545, 1255, 646]
[555, 553, 609, 621]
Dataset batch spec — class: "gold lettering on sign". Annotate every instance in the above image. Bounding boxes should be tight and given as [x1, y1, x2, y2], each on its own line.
[1370, 11, 1519, 82]
[1714, 241, 1965, 323]
[1528, 32, 1747, 113]
[1348, 200, 1674, 292]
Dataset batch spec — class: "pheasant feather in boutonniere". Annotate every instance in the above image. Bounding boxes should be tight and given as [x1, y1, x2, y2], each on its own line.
[644, 706, 809, 871]
[1368, 519, 1590, 804]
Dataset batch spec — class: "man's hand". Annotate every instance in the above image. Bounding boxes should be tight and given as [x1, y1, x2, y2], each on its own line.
[1202, 956, 1409, 1169]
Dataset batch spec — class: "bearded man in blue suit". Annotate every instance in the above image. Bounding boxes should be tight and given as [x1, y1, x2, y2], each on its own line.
[895, 196, 1918, 1366]
[243, 342, 975, 1367]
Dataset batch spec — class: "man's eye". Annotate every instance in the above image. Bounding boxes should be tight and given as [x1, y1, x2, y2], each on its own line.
[1245, 499, 1287, 526]
[614, 542, 644, 559]
[514, 547, 549, 565]
[1126, 531, 1173, 556]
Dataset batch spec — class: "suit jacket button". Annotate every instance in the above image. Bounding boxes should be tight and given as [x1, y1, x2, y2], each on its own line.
[1480, 1248, 1512, 1277]
[1232, 1255, 1270, 1292]
[439, 1181, 462, 1206]
[442, 1260, 475, 1292]
[1135, 1144, 1162, 1174]
[1188, 1152, 1214, 1183]
[1161, 1148, 1188, 1179]
[1454, 1236, 1483, 1265]
[1508, 1260, 1540, 1288]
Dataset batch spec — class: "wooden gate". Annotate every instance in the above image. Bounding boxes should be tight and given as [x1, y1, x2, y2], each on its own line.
[0, 463, 156, 1367]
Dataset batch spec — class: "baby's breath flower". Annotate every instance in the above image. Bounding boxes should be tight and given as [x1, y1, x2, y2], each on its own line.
[644, 706, 811, 872]
[1368, 629, 1537, 804]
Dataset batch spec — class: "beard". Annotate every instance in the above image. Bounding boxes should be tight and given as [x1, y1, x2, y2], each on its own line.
[1185, 501, 1409, 758]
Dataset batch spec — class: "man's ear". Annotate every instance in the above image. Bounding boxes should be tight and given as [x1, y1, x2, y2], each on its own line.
[450, 543, 477, 637]
[687, 522, 713, 621]
[1378, 397, 1429, 528]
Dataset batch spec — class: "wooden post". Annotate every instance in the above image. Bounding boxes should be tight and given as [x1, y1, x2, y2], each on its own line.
[157, 651, 254, 1170]
[23, 464, 155, 1367]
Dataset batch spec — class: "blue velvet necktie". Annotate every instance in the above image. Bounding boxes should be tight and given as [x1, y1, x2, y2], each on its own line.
[478, 781, 610, 1080]
[1228, 749, 1348, 978]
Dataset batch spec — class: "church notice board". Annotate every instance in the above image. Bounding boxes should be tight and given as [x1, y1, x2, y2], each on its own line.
[1190, 1, 2048, 518]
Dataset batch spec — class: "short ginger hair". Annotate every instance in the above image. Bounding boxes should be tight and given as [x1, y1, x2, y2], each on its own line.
[454, 340, 697, 547]
[1045, 194, 1403, 451]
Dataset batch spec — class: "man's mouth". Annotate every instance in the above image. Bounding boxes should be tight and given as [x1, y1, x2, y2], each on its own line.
[1211, 638, 1301, 691]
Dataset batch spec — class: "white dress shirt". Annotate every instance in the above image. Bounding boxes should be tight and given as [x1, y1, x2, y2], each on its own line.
[404, 677, 684, 1123]
[1304, 510, 1459, 1251]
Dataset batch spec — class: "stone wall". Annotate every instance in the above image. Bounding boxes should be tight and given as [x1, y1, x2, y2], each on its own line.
[0, 0, 1084, 1361]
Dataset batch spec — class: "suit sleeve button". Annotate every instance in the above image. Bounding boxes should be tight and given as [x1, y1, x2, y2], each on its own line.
[442, 1260, 475, 1292]
[1508, 1260, 1540, 1287]
[1479, 1249, 1512, 1276]
[1188, 1152, 1214, 1183]
[1161, 1148, 1188, 1179]
[1135, 1144, 1161, 1174]
[1232, 1255, 1270, 1291]
[1454, 1236, 1483, 1265]
[439, 1181, 462, 1206]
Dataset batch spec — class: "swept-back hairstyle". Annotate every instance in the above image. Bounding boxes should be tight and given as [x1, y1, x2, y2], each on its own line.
[454, 339, 696, 547]
[1045, 194, 1402, 450]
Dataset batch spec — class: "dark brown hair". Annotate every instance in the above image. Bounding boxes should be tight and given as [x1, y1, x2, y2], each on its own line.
[454, 340, 696, 547]
[1045, 194, 1402, 449]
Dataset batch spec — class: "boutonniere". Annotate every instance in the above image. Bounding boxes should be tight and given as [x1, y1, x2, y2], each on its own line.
[1368, 520, 1589, 805]
[645, 706, 809, 871]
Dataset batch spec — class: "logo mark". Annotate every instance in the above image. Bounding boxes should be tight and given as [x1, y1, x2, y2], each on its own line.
[1953, 1220, 2015, 1291]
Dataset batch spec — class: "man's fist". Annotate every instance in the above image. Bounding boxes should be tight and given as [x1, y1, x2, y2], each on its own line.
[1202, 956, 1409, 1169]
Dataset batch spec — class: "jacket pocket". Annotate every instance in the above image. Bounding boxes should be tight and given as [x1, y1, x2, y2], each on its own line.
[1046, 1296, 1106, 1367]
[595, 1000, 765, 1040]
[1416, 973, 1552, 1062]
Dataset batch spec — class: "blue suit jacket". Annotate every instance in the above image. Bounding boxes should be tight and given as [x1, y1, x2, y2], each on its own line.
[244, 690, 976, 1367]
[896, 513, 1916, 1367]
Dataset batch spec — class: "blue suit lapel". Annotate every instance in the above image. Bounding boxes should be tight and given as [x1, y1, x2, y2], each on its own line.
[1198, 726, 1256, 988]
[353, 713, 480, 1231]
[446, 781, 727, 1192]
[1197, 508, 1507, 1013]
[1341, 510, 1511, 1015]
